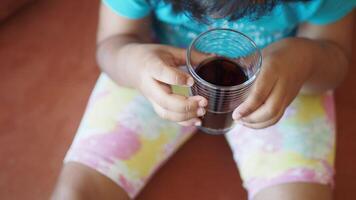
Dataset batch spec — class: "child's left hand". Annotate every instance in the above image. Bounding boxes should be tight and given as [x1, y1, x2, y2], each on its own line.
[232, 38, 313, 129]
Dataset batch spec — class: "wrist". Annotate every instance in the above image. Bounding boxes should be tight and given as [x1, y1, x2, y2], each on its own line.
[97, 39, 145, 88]
[117, 43, 146, 88]
[264, 37, 316, 81]
[296, 38, 349, 93]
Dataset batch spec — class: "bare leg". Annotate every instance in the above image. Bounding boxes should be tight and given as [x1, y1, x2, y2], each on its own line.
[253, 183, 332, 200]
[51, 162, 130, 200]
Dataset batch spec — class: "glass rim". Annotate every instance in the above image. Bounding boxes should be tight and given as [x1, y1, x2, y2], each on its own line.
[186, 28, 262, 91]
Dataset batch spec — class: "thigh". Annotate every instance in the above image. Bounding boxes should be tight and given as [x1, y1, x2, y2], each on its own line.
[226, 92, 336, 199]
[63, 74, 196, 198]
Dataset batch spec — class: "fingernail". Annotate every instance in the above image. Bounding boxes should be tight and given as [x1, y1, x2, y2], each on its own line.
[194, 120, 202, 126]
[186, 77, 194, 87]
[199, 99, 207, 107]
[197, 108, 206, 116]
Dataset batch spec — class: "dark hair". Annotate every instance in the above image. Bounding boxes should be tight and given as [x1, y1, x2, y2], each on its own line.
[159, 0, 310, 22]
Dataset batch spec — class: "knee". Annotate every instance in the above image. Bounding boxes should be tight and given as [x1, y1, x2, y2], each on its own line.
[51, 162, 130, 200]
[51, 166, 89, 200]
[51, 183, 84, 200]
[252, 183, 332, 200]
[51, 163, 96, 200]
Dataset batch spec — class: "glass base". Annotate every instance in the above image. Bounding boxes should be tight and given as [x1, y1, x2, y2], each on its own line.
[197, 126, 232, 135]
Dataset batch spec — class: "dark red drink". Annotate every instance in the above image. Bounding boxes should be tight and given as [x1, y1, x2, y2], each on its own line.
[196, 58, 248, 86]
[195, 57, 248, 132]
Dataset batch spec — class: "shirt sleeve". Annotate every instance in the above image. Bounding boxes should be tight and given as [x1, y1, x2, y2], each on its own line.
[103, 0, 152, 19]
[306, 0, 355, 25]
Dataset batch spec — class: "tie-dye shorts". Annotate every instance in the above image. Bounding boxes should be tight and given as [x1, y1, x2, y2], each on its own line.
[65, 74, 336, 199]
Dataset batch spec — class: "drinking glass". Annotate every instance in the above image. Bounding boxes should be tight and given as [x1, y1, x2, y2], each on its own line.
[186, 28, 262, 135]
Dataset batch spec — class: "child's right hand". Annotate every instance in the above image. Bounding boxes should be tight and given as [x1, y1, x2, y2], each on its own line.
[127, 44, 207, 126]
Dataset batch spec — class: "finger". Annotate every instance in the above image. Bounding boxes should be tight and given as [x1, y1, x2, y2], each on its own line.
[189, 51, 213, 66]
[232, 67, 277, 120]
[178, 118, 202, 127]
[164, 46, 187, 66]
[165, 46, 213, 67]
[148, 80, 206, 113]
[189, 95, 208, 107]
[241, 79, 287, 124]
[150, 60, 194, 86]
[241, 107, 285, 129]
[151, 101, 206, 122]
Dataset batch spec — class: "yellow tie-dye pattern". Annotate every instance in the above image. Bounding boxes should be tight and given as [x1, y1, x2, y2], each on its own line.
[123, 128, 176, 178]
[326, 145, 335, 165]
[85, 85, 139, 133]
[241, 151, 325, 179]
[289, 95, 325, 124]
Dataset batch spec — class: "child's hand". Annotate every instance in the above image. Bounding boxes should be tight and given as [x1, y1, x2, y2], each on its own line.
[232, 39, 313, 129]
[130, 44, 207, 126]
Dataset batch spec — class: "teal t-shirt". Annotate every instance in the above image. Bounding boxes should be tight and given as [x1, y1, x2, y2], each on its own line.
[103, 0, 355, 48]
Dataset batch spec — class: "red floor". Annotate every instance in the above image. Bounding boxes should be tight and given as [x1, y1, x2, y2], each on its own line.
[0, 0, 355, 199]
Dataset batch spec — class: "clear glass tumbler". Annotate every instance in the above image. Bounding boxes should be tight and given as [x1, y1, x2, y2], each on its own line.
[186, 28, 262, 135]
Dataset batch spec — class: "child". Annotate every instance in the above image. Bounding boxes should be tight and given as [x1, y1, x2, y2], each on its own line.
[52, 0, 355, 199]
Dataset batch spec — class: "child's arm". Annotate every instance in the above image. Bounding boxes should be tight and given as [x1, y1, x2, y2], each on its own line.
[233, 11, 354, 129]
[96, 3, 152, 88]
[96, 3, 207, 126]
[297, 12, 354, 93]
